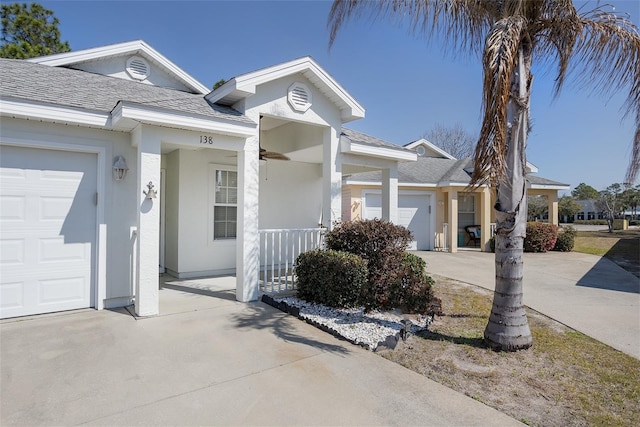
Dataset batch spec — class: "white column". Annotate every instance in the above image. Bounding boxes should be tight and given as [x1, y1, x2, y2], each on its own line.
[134, 126, 161, 316]
[382, 164, 399, 224]
[236, 136, 260, 302]
[448, 189, 458, 253]
[548, 193, 559, 225]
[480, 188, 491, 251]
[322, 127, 342, 229]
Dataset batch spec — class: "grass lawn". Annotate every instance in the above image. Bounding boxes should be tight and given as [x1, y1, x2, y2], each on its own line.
[378, 277, 640, 427]
[573, 229, 640, 277]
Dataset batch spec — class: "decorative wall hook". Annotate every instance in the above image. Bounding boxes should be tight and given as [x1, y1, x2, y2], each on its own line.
[143, 181, 157, 199]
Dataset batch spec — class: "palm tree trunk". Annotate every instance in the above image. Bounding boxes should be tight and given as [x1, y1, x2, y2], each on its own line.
[484, 45, 533, 351]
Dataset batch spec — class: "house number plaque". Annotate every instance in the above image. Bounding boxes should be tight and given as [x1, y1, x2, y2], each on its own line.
[199, 135, 214, 144]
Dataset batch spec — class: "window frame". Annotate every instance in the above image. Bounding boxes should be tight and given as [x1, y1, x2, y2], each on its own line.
[209, 164, 238, 242]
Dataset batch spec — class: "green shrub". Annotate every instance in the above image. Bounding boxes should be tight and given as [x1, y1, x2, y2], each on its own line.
[630, 220, 639, 226]
[524, 222, 558, 253]
[325, 219, 412, 310]
[553, 226, 576, 252]
[294, 249, 368, 308]
[489, 236, 496, 253]
[391, 253, 440, 314]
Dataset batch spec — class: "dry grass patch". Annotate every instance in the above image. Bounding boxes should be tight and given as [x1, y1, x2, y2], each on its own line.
[378, 276, 640, 427]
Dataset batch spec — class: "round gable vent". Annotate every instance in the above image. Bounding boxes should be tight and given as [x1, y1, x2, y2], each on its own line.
[126, 56, 150, 81]
[287, 82, 312, 112]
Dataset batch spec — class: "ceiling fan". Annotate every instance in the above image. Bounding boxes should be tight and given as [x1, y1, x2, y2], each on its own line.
[259, 115, 290, 161]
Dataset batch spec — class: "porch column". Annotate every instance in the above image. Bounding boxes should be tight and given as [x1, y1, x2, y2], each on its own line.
[548, 193, 559, 225]
[480, 187, 491, 252]
[382, 164, 398, 224]
[448, 189, 458, 253]
[236, 136, 260, 302]
[134, 126, 161, 317]
[322, 127, 341, 229]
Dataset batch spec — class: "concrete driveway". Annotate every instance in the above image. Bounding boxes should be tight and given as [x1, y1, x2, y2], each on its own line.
[0, 281, 521, 426]
[416, 250, 640, 359]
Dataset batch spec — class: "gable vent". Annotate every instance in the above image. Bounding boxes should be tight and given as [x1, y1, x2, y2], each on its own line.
[126, 56, 150, 81]
[287, 82, 312, 112]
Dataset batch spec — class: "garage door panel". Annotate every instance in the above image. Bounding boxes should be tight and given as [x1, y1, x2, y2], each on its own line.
[363, 193, 432, 250]
[0, 281, 24, 309]
[38, 277, 87, 305]
[39, 238, 90, 263]
[0, 145, 97, 318]
[0, 195, 26, 221]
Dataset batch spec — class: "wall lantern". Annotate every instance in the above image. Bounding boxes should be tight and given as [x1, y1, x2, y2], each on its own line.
[143, 181, 157, 199]
[113, 156, 129, 181]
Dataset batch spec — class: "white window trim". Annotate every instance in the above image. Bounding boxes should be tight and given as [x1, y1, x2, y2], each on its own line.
[208, 163, 238, 243]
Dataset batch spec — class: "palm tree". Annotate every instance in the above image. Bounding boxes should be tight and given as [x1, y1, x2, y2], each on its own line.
[329, 0, 640, 351]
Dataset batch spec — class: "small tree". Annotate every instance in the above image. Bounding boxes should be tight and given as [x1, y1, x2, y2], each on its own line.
[596, 183, 624, 232]
[423, 122, 476, 159]
[571, 183, 600, 201]
[558, 195, 583, 223]
[527, 195, 548, 221]
[0, 2, 70, 59]
[622, 185, 640, 220]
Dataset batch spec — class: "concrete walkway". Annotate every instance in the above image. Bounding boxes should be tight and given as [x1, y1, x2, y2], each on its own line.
[416, 250, 640, 359]
[0, 280, 521, 426]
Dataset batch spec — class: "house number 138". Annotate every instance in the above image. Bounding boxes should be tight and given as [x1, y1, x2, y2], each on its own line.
[200, 136, 214, 144]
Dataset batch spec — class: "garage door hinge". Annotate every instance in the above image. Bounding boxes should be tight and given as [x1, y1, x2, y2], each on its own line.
[94, 192, 98, 206]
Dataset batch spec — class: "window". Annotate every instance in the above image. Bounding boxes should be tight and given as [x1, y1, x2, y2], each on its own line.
[577, 212, 585, 221]
[213, 169, 237, 239]
[458, 194, 476, 230]
[588, 212, 596, 220]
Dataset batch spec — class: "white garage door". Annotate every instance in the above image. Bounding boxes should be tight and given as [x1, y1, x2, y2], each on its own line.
[0, 145, 97, 318]
[363, 193, 431, 250]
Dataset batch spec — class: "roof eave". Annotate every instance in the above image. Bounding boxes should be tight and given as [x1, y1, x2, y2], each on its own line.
[28, 40, 210, 95]
[206, 57, 365, 122]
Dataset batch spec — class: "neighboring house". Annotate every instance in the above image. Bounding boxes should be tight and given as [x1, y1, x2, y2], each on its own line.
[343, 138, 570, 252]
[0, 40, 415, 319]
[571, 200, 606, 222]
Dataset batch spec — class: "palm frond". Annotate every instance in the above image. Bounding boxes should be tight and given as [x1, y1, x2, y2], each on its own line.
[625, 109, 640, 184]
[471, 15, 527, 187]
[328, 0, 493, 55]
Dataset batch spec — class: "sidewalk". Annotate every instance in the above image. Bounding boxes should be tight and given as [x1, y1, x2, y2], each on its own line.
[417, 250, 640, 359]
[0, 285, 522, 426]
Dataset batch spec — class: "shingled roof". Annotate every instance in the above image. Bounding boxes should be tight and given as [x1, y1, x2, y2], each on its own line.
[346, 155, 569, 187]
[0, 59, 253, 125]
[341, 128, 414, 154]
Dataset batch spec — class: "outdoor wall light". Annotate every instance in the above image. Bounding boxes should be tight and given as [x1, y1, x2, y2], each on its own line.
[113, 155, 129, 181]
[143, 181, 157, 199]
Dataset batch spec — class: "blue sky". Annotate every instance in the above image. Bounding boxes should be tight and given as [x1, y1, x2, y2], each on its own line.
[41, 0, 639, 192]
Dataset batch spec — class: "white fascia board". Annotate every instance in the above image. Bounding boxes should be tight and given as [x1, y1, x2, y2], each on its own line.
[208, 57, 365, 120]
[344, 180, 438, 188]
[29, 40, 209, 95]
[0, 97, 110, 127]
[404, 138, 457, 159]
[530, 184, 569, 190]
[526, 161, 539, 173]
[344, 141, 417, 162]
[437, 181, 479, 188]
[112, 101, 256, 137]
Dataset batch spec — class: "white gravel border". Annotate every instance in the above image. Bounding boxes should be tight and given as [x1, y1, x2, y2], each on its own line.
[273, 296, 432, 350]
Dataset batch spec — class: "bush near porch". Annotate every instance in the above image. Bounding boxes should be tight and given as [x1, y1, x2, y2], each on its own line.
[294, 219, 439, 314]
[489, 222, 574, 253]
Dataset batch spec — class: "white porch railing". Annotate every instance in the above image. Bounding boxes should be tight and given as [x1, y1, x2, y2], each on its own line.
[490, 223, 496, 237]
[259, 228, 325, 294]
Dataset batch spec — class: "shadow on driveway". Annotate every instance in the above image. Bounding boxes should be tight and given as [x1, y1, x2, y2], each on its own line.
[230, 301, 351, 355]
